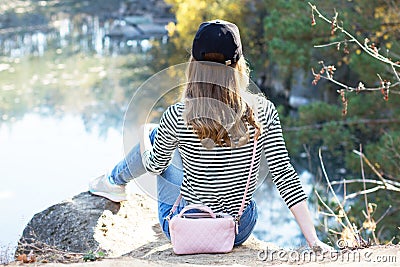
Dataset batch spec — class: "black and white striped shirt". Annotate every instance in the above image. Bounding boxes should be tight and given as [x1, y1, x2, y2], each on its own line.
[143, 95, 307, 215]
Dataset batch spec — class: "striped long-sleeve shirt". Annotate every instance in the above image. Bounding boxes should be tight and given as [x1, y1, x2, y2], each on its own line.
[143, 95, 307, 215]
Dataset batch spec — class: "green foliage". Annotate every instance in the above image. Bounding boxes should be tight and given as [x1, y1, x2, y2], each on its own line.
[282, 92, 400, 175]
[369, 132, 400, 174]
[83, 250, 105, 262]
[283, 101, 343, 156]
[263, 1, 314, 72]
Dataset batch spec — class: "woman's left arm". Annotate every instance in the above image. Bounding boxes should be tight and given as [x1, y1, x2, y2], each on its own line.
[290, 200, 334, 251]
[262, 100, 334, 251]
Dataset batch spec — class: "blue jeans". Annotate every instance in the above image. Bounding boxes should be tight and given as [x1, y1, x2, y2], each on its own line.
[110, 128, 258, 246]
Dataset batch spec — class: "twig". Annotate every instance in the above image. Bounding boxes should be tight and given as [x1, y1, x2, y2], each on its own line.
[385, 236, 396, 245]
[328, 229, 342, 235]
[319, 211, 340, 217]
[308, 2, 400, 95]
[376, 205, 392, 224]
[15, 228, 102, 263]
[314, 189, 347, 229]
[312, 63, 400, 94]
[17, 237, 86, 263]
[351, 151, 400, 192]
[359, 145, 372, 227]
[318, 148, 357, 237]
[342, 178, 347, 207]
[360, 144, 379, 244]
[313, 39, 356, 48]
[330, 179, 400, 188]
[391, 63, 400, 83]
[345, 185, 386, 200]
[303, 144, 312, 172]
[308, 2, 400, 69]
[352, 150, 388, 186]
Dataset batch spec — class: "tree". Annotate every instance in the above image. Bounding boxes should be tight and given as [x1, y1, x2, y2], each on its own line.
[162, 0, 268, 70]
[283, 1, 400, 245]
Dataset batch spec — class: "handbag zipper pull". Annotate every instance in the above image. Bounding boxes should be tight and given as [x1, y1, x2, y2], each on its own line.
[234, 215, 240, 234]
[166, 209, 174, 221]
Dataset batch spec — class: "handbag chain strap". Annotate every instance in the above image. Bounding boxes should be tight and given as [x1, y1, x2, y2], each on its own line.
[237, 138, 258, 219]
[167, 138, 258, 221]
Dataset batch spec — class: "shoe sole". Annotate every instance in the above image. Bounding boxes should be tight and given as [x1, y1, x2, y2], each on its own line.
[89, 190, 127, 202]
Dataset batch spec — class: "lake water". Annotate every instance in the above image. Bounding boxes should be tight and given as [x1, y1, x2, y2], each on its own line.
[0, 6, 314, 262]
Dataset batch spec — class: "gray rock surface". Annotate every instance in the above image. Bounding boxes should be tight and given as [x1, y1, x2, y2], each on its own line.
[16, 192, 120, 254]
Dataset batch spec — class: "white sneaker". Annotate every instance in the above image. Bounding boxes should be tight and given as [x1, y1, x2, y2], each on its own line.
[89, 174, 127, 202]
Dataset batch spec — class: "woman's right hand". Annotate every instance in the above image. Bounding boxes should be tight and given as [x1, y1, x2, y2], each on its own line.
[310, 239, 336, 252]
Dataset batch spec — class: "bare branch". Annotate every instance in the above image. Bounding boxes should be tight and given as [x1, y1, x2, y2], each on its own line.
[391, 64, 400, 83]
[308, 2, 400, 68]
[376, 205, 393, 224]
[345, 185, 386, 200]
[330, 179, 400, 188]
[313, 39, 356, 48]
[318, 148, 358, 237]
[358, 144, 378, 245]
[308, 2, 400, 96]
[352, 150, 388, 186]
[314, 189, 347, 229]
[313, 61, 400, 94]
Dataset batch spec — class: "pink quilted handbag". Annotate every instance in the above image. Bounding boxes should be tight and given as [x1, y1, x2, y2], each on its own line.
[167, 139, 258, 255]
[169, 204, 236, 254]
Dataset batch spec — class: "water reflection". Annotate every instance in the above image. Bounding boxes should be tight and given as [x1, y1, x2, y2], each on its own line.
[0, 11, 166, 135]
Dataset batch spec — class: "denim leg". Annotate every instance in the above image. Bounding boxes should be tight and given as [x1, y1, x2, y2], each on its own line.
[110, 143, 147, 185]
[234, 200, 258, 246]
[110, 127, 159, 185]
[108, 126, 185, 239]
[157, 149, 185, 240]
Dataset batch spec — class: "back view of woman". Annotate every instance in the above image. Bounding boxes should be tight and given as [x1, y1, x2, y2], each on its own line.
[90, 19, 332, 250]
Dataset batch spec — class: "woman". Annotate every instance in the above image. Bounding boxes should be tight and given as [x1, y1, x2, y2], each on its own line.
[90, 20, 332, 250]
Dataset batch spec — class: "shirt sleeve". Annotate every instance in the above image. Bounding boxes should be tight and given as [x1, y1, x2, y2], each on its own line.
[263, 101, 308, 208]
[142, 105, 179, 175]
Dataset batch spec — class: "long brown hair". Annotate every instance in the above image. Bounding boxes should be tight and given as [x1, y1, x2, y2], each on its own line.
[182, 54, 261, 148]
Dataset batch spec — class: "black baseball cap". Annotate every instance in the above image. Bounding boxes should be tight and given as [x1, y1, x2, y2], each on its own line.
[192, 20, 242, 65]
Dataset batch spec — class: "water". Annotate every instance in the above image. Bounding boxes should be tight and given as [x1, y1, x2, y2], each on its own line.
[0, 5, 157, 260]
[0, 114, 123, 249]
[0, 3, 313, 262]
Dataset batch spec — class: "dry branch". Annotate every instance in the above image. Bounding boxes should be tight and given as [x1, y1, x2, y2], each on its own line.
[353, 150, 400, 193]
[308, 2, 400, 96]
[330, 179, 400, 188]
[318, 149, 358, 238]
